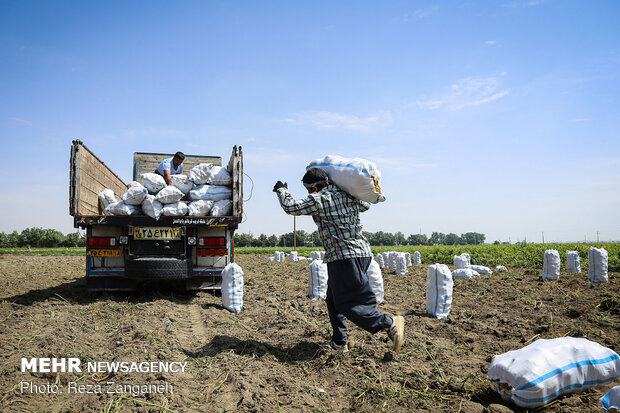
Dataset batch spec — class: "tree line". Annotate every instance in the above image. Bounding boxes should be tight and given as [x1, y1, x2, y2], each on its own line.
[0, 227, 85, 248]
[234, 231, 486, 247]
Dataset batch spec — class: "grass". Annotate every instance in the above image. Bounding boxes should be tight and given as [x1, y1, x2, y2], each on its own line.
[0, 247, 85, 256]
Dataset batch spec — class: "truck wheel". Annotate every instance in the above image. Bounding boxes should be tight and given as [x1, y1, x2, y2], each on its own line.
[125, 258, 193, 280]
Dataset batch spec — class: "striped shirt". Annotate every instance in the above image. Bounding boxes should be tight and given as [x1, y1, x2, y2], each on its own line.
[276, 185, 372, 263]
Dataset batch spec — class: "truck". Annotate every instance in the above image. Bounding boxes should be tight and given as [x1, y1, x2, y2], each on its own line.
[69, 140, 243, 292]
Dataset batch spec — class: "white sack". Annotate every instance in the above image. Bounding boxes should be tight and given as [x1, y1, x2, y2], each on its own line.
[452, 268, 480, 280]
[566, 250, 581, 274]
[395, 253, 407, 275]
[413, 251, 421, 265]
[268, 257, 275, 262]
[189, 185, 232, 201]
[210, 199, 232, 217]
[208, 165, 232, 186]
[289, 251, 298, 262]
[128, 181, 142, 188]
[221, 263, 243, 313]
[589, 247, 609, 284]
[171, 174, 194, 194]
[600, 385, 620, 412]
[142, 195, 163, 220]
[461, 253, 471, 266]
[307, 155, 385, 203]
[140, 173, 166, 194]
[162, 201, 189, 216]
[454, 255, 470, 270]
[99, 189, 117, 214]
[319, 251, 325, 261]
[188, 199, 214, 216]
[426, 264, 453, 319]
[488, 337, 620, 408]
[543, 249, 561, 281]
[156, 185, 184, 204]
[106, 201, 140, 216]
[367, 259, 384, 305]
[376, 253, 385, 269]
[381, 252, 389, 268]
[470, 265, 493, 275]
[405, 252, 412, 266]
[121, 184, 148, 205]
[308, 260, 328, 300]
[388, 252, 397, 270]
[310, 251, 322, 261]
[278, 251, 286, 262]
[495, 265, 508, 272]
[189, 163, 213, 185]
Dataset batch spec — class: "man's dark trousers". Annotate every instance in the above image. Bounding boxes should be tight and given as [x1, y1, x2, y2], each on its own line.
[326, 256, 392, 346]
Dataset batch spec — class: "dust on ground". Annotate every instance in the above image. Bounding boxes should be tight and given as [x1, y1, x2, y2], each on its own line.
[0, 254, 618, 412]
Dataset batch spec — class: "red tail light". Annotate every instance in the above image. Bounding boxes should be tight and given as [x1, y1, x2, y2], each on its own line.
[197, 248, 228, 257]
[198, 237, 226, 247]
[88, 237, 116, 246]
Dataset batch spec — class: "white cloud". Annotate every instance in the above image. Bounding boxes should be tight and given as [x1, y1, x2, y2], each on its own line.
[286, 111, 392, 132]
[485, 40, 498, 45]
[417, 76, 509, 111]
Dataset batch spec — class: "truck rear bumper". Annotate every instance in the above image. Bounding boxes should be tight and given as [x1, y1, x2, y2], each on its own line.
[125, 258, 193, 280]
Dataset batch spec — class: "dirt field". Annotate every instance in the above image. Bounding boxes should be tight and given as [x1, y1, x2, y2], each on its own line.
[0, 254, 618, 412]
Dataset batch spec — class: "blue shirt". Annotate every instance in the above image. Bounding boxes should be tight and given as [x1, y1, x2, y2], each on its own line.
[156, 157, 183, 175]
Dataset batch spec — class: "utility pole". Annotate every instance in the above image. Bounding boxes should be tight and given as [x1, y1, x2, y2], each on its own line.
[542, 232, 544, 244]
[597, 231, 599, 243]
[293, 216, 297, 251]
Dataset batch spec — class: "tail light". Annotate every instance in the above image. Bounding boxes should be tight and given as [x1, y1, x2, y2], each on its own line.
[198, 237, 226, 247]
[88, 237, 116, 246]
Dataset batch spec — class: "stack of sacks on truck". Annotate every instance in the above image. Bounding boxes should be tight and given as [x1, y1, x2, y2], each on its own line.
[101, 163, 234, 218]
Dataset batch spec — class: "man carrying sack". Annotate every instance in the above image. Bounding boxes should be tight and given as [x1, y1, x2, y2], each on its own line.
[273, 168, 404, 352]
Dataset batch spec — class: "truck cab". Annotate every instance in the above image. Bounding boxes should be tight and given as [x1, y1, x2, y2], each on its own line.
[69, 140, 243, 291]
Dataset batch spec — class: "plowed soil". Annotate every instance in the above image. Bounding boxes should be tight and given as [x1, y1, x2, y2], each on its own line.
[0, 254, 618, 412]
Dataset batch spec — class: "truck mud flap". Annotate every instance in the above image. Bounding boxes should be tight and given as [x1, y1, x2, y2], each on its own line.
[125, 258, 193, 280]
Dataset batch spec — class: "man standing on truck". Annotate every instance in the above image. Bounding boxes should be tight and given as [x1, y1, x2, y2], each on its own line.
[155, 152, 185, 186]
[273, 168, 405, 353]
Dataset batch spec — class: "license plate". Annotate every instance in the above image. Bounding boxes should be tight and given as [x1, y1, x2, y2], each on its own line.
[89, 248, 121, 257]
[134, 227, 181, 240]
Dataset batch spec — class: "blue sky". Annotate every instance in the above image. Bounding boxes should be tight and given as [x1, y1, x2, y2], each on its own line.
[1, 0, 619, 243]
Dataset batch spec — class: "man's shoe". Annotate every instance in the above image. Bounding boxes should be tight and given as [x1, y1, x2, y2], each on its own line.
[323, 341, 348, 352]
[387, 316, 404, 353]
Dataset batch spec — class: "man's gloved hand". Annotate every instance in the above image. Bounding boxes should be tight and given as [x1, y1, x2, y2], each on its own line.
[273, 181, 288, 192]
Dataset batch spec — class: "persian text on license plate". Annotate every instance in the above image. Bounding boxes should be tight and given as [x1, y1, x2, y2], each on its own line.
[89, 248, 121, 257]
[134, 227, 181, 240]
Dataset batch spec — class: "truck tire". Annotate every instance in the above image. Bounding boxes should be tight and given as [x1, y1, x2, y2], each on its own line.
[125, 258, 193, 280]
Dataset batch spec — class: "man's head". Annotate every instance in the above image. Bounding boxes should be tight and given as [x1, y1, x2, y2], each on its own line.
[303, 168, 329, 193]
[173, 152, 185, 168]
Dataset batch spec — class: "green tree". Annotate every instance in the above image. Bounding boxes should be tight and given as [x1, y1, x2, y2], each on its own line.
[444, 233, 461, 245]
[267, 235, 279, 247]
[394, 232, 406, 245]
[407, 234, 428, 245]
[20, 227, 46, 247]
[234, 233, 254, 247]
[310, 230, 322, 246]
[41, 229, 65, 247]
[429, 232, 446, 245]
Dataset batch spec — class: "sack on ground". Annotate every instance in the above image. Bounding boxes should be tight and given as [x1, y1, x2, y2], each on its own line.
[405, 252, 412, 266]
[426, 264, 453, 319]
[413, 251, 421, 265]
[566, 250, 581, 274]
[470, 265, 493, 275]
[162, 201, 188, 216]
[308, 260, 328, 300]
[188, 199, 214, 216]
[376, 253, 385, 269]
[307, 155, 385, 203]
[452, 268, 480, 280]
[106, 201, 140, 216]
[290, 251, 298, 262]
[142, 195, 163, 220]
[171, 174, 194, 194]
[141, 173, 166, 194]
[156, 185, 184, 204]
[210, 199, 232, 216]
[454, 254, 471, 270]
[488, 337, 620, 408]
[600, 385, 620, 412]
[121, 183, 148, 205]
[395, 253, 407, 275]
[99, 189, 117, 213]
[221, 263, 243, 313]
[543, 249, 561, 281]
[589, 247, 609, 284]
[189, 185, 232, 201]
[208, 166, 232, 186]
[189, 163, 213, 185]
[367, 259, 384, 305]
[461, 253, 471, 266]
